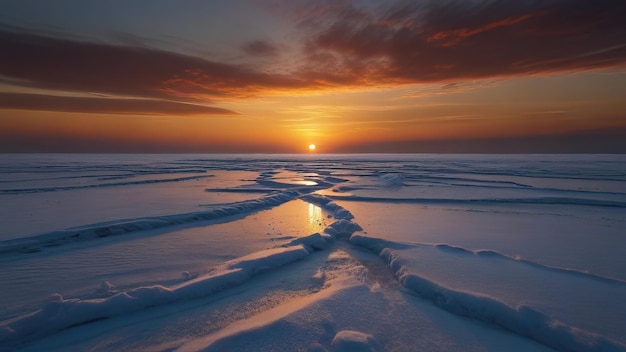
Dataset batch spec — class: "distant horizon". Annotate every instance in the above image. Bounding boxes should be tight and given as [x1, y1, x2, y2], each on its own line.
[3, 151, 625, 155]
[2, 132, 625, 154]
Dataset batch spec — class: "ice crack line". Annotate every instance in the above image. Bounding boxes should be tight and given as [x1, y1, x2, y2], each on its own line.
[0, 191, 299, 255]
[0, 175, 213, 194]
[301, 194, 626, 352]
[0, 196, 365, 349]
[349, 235, 626, 352]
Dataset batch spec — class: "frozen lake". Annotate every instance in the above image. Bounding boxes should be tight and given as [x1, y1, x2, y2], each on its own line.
[1, 154, 625, 351]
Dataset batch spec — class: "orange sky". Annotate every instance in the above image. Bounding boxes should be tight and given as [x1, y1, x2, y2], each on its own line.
[1, 0, 625, 153]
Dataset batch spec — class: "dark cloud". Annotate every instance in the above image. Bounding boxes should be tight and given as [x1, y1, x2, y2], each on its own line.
[0, 29, 306, 102]
[302, 0, 626, 84]
[0, 92, 237, 115]
[243, 40, 279, 56]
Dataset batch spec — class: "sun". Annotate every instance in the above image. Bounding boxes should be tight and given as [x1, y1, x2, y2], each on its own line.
[308, 144, 316, 151]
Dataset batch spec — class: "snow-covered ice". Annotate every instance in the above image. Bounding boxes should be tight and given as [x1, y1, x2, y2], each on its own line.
[1, 154, 625, 351]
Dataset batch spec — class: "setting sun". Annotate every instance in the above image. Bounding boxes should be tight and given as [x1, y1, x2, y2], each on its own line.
[308, 144, 316, 151]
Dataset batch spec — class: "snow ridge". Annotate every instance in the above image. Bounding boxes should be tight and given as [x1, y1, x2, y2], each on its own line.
[0, 175, 212, 194]
[0, 196, 367, 349]
[433, 243, 626, 285]
[350, 235, 626, 352]
[324, 194, 626, 208]
[300, 194, 363, 238]
[0, 191, 299, 255]
[0, 246, 311, 348]
[300, 193, 355, 220]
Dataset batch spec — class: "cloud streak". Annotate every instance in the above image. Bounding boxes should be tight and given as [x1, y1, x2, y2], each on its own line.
[0, 29, 306, 113]
[0, 92, 237, 116]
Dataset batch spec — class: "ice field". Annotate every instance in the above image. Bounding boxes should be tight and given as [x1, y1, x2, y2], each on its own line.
[1, 154, 625, 351]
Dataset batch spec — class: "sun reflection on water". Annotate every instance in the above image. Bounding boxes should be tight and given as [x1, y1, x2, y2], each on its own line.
[308, 203, 324, 231]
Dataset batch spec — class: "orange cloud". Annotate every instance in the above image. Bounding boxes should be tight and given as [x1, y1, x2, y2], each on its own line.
[428, 13, 540, 45]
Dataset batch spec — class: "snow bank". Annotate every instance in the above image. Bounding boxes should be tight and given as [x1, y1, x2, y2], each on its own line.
[1, 193, 365, 348]
[433, 244, 626, 285]
[0, 175, 213, 195]
[350, 235, 626, 352]
[175, 248, 378, 352]
[394, 261, 625, 352]
[299, 192, 363, 244]
[300, 193, 354, 220]
[0, 245, 310, 347]
[285, 232, 332, 251]
[324, 219, 363, 238]
[331, 330, 380, 352]
[0, 191, 299, 254]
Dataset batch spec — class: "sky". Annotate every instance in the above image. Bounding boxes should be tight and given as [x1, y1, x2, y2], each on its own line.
[1, 0, 625, 153]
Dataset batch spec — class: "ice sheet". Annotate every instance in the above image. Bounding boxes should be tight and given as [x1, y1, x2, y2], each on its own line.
[1, 154, 625, 351]
[339, 201, 626, 281]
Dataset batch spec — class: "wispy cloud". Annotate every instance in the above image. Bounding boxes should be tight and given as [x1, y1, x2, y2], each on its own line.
[0, 92, 237, 116]
[399, 80, 503, 99]
[0, 29, 307, 114]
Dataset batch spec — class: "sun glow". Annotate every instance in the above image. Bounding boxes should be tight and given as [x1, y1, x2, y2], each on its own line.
[308, 144, 316, 151]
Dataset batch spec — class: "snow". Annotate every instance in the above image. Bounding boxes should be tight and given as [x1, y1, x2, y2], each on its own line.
[1, 154, 625, 351]
[350, 235, 626, 351]
[1, 245, 312, 346]
[331, 330, 380, 352]
[0, 190, 300, 254]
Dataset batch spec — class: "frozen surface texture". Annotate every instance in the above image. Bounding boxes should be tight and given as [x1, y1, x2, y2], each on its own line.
[1, 154, 625, 351]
